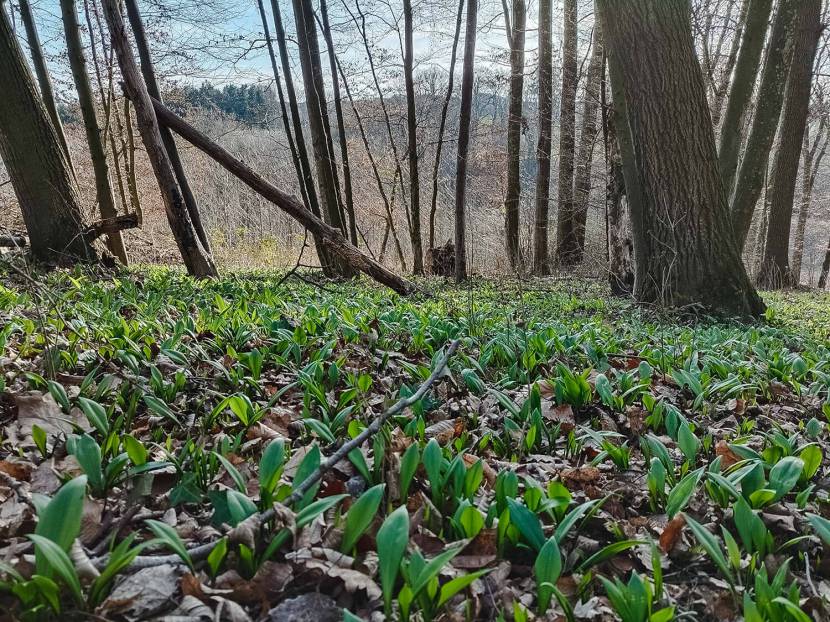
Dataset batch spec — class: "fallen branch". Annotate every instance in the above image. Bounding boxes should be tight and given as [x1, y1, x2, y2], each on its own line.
[0, 233, 27, 248]
[93, 339, 459, 570]
[148, 97, 416, 296]
[82, 213, 140, 242]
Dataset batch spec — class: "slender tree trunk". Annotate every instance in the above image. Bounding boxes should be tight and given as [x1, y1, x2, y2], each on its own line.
[792, 122, 828, 282]
[319, 0, 358, 247]
[504, 0, 526, 271]
[123, 0, 211, 255]
[710, 0, 748, 130]
[17, 0, 75, 178]
[819, 236, 830, 289]
[429, 0, 465, 253]
[572, 23, 604, 265]
[555, 0, 578, 267]
[455, 0, 478, 282]
[0, 5, 93, 262]
[61, 0, 127, 264]
[532, 0, 552, 276]
[730, 0, 799, 250]
[758, 0, 822, 289]
[402, 0, 424, 274]
[598, 0, 764, 317]
[291, 0, 353, 277]
[101, 0, 216, 278]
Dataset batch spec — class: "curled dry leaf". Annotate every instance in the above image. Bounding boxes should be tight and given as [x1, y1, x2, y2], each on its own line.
[659, 514, 686, 554]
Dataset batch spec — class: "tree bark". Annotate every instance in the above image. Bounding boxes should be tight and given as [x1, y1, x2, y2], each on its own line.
[758, 0, 822, 289]
[710, 0, 747, 130]
[571, 23, 604, 266]
[730, 0, 799, 250]
[290, 0, 353, 277]
[555, 0, 578, 267]
[605, 104, 634, 297]
[403, 0, 423, 274]
[61, 0, 128, 265]
[792, 121, 828, 282]
[532, 0, 552, 275]
[101, 0, 216, 278]
[151, 99, 414, 295]
[819, 236, 830, 289]
[0, 5, 93, 263]
[504, 0, 525, 272]
[17, 0, 75, 178]
[598, 0, 764, 317]
[429, 0, 465, 253]
[122, 0, 211, 255]
[455, 0, 478, 282]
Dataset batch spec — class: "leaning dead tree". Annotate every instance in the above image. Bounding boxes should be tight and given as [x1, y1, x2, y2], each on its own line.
[101, 0, 217, 278]
[151, 99, 415, 295]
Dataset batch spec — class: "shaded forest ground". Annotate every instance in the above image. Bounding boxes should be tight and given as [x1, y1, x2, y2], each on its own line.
[1, 263, 830, 620]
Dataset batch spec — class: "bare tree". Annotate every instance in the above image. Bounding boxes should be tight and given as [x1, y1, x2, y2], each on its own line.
[403, 0, 423, 273]
[555, 0, 578, 267]
[504, 0, 526, 271]
[532, 0, 552, 275]
[792, 118, 828, 282]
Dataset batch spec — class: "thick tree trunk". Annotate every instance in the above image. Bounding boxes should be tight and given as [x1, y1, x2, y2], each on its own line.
[758, 0, 822, 289]
[319, 0, 358, 247]
[17, 0, 75, 178]
[61, 0, 127, 265]
[123, 0, 211, 256]
[101, 0, 216, 278]
[598, 0, 764, 317]
[455, 0, 478, 282]
[606, 108, 634, 297]
[429, 0, 464, 253]
[730, 0, 799, 250]
[572, 23, 604, 266]
[555, 0, 578, 267]
[792, 123, 828, 282]
[0, 6, 93, 262]
[290, 0, 354, 277]
[403, 0, 423, 274]
[504, 0, 526, 272]
[531, 0, 552, 275]
[151, 100, 414, 295]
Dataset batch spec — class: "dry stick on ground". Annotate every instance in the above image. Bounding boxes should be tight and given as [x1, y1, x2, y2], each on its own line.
[149, 98, 415, 295]
[93, 339, 460, 570]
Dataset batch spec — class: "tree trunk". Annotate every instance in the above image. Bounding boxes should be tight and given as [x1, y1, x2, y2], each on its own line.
[290, 0, 353, 277]
[598, 0, 764, 317]
[730, 0, 799, 250]
[503, 0, 525, 272]
[403, 0, 423, 274]
[571, 23, 604, 266]
[532, 0, 552, 275]
[757, 0, 822, 289]
[716, 0, 771, 185]
[710, 0, 748, 130]
[429, 0, 465, 253]
[792, 122, 828, 282]
[101, 0, 216, 278]
[17, 0, 75, 178]
[61, 0, 128, 265]
[455, 0, 478, 282]
[555, 0, 578, 267]
[123, 0, 211, 256]
[319, 0, 358, 247]
[606, 105, 634, 296]
[819, 236, 830, 289]
[151, 99, 414, 295]
[0, 5, 93, 262]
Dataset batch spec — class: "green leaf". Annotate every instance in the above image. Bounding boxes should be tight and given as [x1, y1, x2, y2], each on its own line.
[207, 537, 228, 578]
[807, 512, 830, 546]
[78, 397, 109, 436]
[341, 484, 385, 553]
[799, 445, 821, 481]
[422, 438, 443, 499]
[35, 476, 87, 574]
[438, 569, 490, 607]
[68, 434, 104, 494]
[145, 519, 193, 570]
[295, 494, 347, 528]
[259, 439, 286, 496]
[666, 468, 703, 519]
[27, 535, 83, 605]
[123, 434, 147, 466]
[771, 597, 812, 622]
[213, 452, 247, 494]
[768, 456, 804, 501]
[292, 444, 321, 510]
[507, 498, 545, 551]
[142, 395, 180, 424]
[408, 544, 463, 597]
[677, 422, 700, 463]
[399, 443, 420, 501]
[534, 536, 562, 613]
[682, 513, 733, 586]
[376, 505, 409, 615]
[575, 539, 645, 573]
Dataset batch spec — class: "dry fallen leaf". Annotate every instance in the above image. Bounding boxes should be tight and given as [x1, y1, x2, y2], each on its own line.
[659, 515, 686, 554]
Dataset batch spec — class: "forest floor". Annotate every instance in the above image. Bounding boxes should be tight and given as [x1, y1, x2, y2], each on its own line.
[0, 262, 830, 621]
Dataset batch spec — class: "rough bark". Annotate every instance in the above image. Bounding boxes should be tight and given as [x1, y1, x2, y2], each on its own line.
[555, 0, 578, 267]
[18, 0, 75, 177]
[717, 0, 772, 196]
[0, 6, 93, 262]
[503, 0, 526, 272]
[429, 0, 464, 253]
[290, 0, 353, 277]
[61, 0, 128, 264]
[758, 0, 822, 289]
[151, 99, 414, 295]
[819, 237, 830, 289]
[531, 0, 552, 275]
[403, 0, 423, 274]
[455, 0, 478, 282]
[792, 122, 828, 282]
[710, 0, 747, 130]
[123, 0, 211, 255]
[571, 23, 604, 266]
[730, 0, 799, 249]
[605, 106, 634, 297]
[101, 0, 216, 278]
[598, 0, 764, 317]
